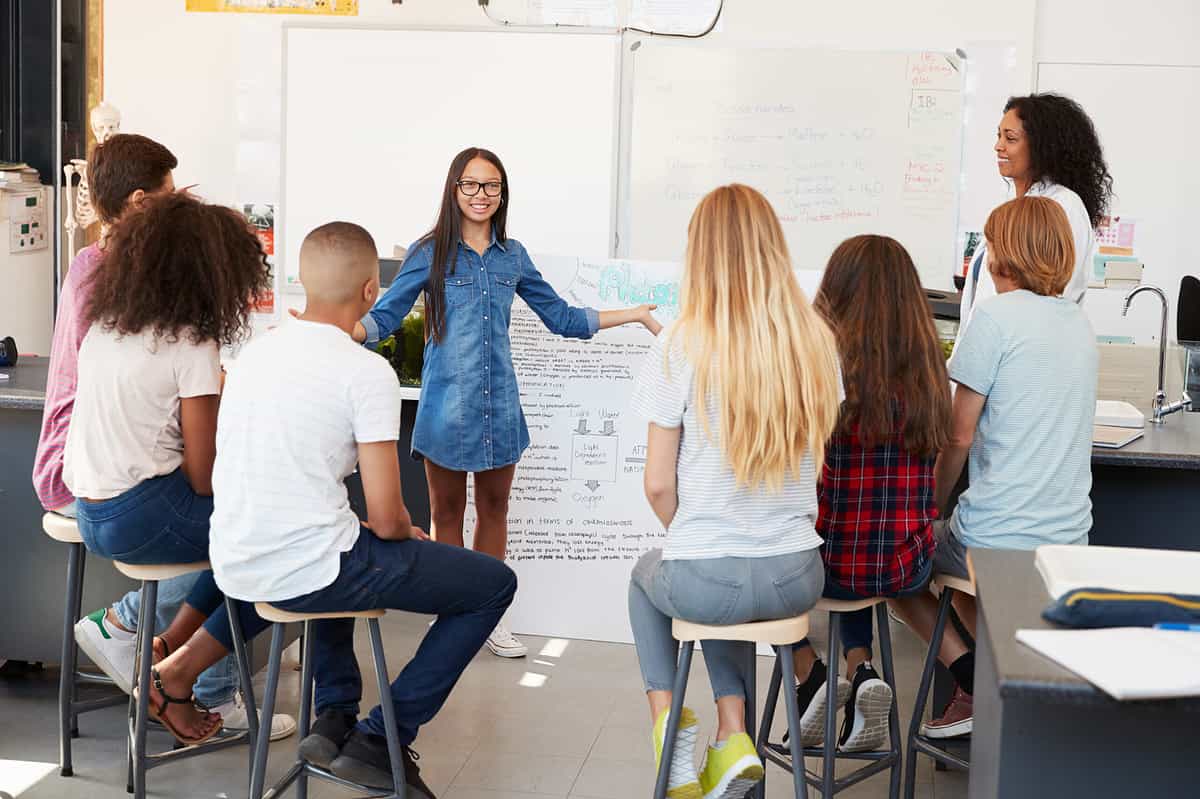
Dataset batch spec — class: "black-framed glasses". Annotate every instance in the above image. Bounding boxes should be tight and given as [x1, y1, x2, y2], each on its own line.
[457, 179, 503, 198]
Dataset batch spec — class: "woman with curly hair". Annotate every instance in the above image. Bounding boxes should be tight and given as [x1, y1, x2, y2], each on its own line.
[959, 93, 1114, 335]
[63, 192, 271, 744]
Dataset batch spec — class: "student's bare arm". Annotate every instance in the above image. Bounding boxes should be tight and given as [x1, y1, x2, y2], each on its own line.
[180, 395, 220, 496]
[357, 440, 427, 540]
[643, 422, 682, 529]
[599, 305, 662, 336]
[934, 385, 986, 512]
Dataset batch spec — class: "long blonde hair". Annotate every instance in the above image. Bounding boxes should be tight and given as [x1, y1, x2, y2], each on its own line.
[669, 184, 842, 490]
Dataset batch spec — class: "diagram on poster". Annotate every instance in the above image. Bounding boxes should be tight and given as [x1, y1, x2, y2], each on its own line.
[461, 254, 680, 643]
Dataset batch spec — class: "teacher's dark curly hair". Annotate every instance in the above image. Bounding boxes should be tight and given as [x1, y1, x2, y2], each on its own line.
[1005, 93, 1114, 227]
[85, 192, 271, 346]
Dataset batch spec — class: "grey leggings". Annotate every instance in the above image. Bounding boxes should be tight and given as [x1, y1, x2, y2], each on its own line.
[628, 548, 824, 700]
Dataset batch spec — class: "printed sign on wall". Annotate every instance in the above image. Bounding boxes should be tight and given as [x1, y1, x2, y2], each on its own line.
[186, 0, 357, 16]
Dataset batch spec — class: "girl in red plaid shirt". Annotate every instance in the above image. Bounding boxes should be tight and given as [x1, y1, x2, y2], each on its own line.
[786, 236, 952, 753]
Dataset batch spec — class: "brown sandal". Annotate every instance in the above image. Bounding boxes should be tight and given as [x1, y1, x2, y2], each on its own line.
[141, 668, 224, 746]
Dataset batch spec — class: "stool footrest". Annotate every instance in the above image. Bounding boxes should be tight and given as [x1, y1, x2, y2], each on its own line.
[912, 734, 971, 770]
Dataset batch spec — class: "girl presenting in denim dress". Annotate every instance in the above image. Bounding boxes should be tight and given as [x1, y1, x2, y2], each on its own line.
[360, 147, 660, 657]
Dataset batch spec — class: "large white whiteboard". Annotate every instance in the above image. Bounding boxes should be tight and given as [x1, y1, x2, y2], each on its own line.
[282, 27, 619, 284]
[625, 43, 964, 289]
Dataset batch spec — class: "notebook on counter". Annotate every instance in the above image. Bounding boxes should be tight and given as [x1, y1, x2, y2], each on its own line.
[1094, 400, 1145, 428]
[1035, 545, 1200, 600]
[1092, 424, 1144, 449]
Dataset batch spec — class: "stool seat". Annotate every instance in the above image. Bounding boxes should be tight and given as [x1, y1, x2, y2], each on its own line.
[255, 603, 385, 624]
[815, 595, 887, 613]
[113, 560, 211, 581]
[931, 573, 975, 597]
[673, 615, 809, 646]
[43, 513, 83, 544]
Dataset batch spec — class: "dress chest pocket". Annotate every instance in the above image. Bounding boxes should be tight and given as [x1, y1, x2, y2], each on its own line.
[444, 274, 476, 307]
[489, 272, 519, 304]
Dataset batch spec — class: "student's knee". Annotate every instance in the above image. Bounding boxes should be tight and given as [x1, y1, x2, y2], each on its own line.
[475, 489, 510, 520]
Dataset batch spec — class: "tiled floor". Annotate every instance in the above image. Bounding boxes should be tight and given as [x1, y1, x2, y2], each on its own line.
[0, 611, 969, 798]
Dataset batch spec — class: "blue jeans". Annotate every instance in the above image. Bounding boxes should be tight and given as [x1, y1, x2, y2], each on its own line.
[267, 529, 518, 744]
[797, 556, 934, 657]
[76, 470, 236, 706]
[629, 549, 825, 701]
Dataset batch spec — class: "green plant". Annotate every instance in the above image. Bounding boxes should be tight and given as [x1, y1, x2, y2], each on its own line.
[377, 311, 425, 385]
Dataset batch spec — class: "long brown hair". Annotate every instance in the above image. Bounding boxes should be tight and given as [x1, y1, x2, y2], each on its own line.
[669, 184, 842, 489]
[421, 147, 509, 343]
[815, 235, 950, 456]
[85, 193, 271, 346]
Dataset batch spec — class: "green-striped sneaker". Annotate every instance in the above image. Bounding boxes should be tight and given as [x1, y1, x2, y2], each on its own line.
[652, 706, 702, 799]
[74, 608, 136, 694]
[699, 732, 763, 799]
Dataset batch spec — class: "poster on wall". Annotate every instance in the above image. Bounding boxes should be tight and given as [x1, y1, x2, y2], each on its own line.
[185, 0, 358, 15]
[243, 203, 280, 318]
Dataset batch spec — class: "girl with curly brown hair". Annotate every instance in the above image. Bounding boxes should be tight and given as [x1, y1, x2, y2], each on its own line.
[62, 192, 272, 744]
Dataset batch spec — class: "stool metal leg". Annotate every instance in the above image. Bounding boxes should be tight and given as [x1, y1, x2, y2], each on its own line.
[875, 603, 902, 799]
[296, 621, 315, 799]
[822, 613, 841, 797]
[130, 580, 157, 799]
[58, 541, 84, 777]
[69, 546, 87, 740]
[777, 644, 810, 799]
[903, 589, 954, 799]
[250, 623, 287, 799]
[653, 640, 695, 799]
[755, 654, 784, 799]
[368, 618, 406, 799]
[227, 595, 260, 789]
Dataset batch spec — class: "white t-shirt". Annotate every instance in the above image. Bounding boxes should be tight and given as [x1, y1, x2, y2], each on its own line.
[209, 320, 403, 602]
[629, 328, 825, 561]
[63, 326, 221, 500]
[958, 180, 1095, 339]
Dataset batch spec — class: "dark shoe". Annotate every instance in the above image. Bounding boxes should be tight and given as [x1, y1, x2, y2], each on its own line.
[298, 709, 357, 770]
[780, 659, 851, 748]
[920, 685, 973, 739]
[331, 729, 436, 798]
[837, 662, 893, 752]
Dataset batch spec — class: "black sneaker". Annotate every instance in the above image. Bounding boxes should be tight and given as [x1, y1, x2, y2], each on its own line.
[331, 729, 436, 798]
[837, 662, 893, 753]
[297, 709, 357, 770]
[780, 659, 852, 749]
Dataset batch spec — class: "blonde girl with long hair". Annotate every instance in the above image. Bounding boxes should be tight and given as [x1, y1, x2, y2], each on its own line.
[628, 184, 842, 799]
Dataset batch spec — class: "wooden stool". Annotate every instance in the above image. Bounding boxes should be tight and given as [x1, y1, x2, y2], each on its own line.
[112, 559, 259, 799]
[42, 513, 126, 777]
[762, 597, 902, 798]
[654, 615, 813, 799]
[249, 604, 407, 799]
[903, 571, 977, 798]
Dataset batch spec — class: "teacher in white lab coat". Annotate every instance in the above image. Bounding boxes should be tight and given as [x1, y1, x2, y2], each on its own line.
[960, 93, 1114, 335]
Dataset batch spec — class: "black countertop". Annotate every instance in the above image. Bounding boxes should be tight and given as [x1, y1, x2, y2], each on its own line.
[0, 357, 49, 412]
[973, 548, 1200, 711]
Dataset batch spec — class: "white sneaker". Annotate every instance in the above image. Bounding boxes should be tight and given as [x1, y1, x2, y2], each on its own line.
[485, 622, 528, 658]
[74, 608, 136, 695]
[209, 693, 297, 741]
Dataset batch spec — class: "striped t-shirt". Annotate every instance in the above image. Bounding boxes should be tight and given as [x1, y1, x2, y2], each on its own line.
[33, 244, 103, 512]
[629, 329, 824, 561]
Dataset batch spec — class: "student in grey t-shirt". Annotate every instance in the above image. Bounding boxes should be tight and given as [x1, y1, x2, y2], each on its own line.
[891, 195, 1098, 741]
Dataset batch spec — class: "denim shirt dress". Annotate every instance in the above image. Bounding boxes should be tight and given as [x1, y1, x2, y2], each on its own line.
[361, 232, 600, 473]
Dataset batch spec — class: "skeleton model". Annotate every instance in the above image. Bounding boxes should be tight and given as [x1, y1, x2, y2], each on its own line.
[63, 102, 121, 256]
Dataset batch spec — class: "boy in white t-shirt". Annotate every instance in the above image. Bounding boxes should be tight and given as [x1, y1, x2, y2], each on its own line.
[205, 222, 517, 795]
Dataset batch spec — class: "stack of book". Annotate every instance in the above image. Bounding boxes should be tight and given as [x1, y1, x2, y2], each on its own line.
[0, 162, 41, 188]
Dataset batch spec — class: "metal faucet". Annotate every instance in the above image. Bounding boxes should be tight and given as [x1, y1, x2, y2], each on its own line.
[1122, 284, 1192, 424]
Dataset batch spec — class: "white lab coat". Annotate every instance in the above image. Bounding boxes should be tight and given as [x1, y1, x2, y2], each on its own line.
[957, 180, 1096, 339]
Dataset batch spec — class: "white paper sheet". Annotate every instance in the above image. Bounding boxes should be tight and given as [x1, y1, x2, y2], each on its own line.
[1035, 545, 1200, 600]
[629, 0, 721, 35]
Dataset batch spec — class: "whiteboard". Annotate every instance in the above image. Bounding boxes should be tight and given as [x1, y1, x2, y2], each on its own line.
[625, 43, 964, 289]
[282, 27, 619, 286]
[1038, 62, 1200, 343]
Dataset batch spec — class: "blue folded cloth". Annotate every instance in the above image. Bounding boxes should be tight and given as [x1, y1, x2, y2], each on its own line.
[1043, 588, 1200, 628]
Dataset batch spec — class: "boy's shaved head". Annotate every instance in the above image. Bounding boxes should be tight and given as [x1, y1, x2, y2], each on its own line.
[299, 222, 379, 304]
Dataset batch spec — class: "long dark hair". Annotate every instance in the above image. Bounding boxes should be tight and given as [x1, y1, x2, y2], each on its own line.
[814, 235, 950, 457]
[1004, 94, 1113, 227]
[422, 147, 509, 342]
[85, 192, 270, 346]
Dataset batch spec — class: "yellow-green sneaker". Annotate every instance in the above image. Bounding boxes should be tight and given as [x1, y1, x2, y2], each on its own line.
[652, 706, 702, 799]
[699, 732, 764, 799]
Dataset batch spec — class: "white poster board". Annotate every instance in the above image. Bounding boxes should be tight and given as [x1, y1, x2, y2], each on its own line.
[625, 43, 965, 289]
